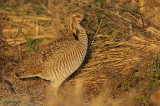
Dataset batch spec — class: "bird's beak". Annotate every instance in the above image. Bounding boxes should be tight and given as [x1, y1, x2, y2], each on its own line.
[76, 18, 83, 23]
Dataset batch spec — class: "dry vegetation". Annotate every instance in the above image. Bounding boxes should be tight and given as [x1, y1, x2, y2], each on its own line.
[1, 0, 160, 106]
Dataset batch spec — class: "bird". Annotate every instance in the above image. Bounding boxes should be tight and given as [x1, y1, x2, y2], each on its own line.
[15, 13, 88, 97]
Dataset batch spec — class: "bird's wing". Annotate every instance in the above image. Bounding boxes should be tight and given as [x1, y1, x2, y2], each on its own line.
[38, 38, 77, 62]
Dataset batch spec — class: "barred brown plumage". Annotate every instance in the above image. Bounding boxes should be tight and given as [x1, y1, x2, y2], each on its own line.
[16, 13, 88, 97]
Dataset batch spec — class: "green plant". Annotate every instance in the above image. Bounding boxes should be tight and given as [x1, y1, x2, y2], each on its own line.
[134, 96, 148, 102]
[53, 0, 60, 3]
[18, 28, 43, 57]
[148, 54, 160, 89]
[95, 0, 106, 3]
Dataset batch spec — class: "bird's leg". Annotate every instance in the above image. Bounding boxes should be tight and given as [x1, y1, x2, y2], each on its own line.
[50, 81, 60, 98]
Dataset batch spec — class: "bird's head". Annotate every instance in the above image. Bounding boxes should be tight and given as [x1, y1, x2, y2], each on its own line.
[69, 13, 84, 35]
[71, 13, 84, 23]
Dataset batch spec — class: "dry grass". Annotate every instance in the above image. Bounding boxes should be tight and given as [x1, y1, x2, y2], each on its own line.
[1, 0, 160, 105]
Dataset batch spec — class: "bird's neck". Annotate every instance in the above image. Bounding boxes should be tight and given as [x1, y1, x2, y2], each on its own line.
[73, 22, 88, 48]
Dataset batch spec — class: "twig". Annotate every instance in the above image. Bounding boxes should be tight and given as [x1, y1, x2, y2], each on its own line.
[18, 44, 21, 61]
[0, 10, 52, 21]
[36, 19, 39, 36]
[39, 1, 52, 15]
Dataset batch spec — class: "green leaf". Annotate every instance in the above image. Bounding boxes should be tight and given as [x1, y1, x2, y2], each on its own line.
[26, 42, 30, 47]
[96, 0, 106, 3]
[27, 39, 34, 46]
[19, 28, 23, 33]
[30, 39, 33, 44]
[53, 0, 60, 3]
[29, 48, 35, 52]
[5, 6, 13, 11]
[60, 16, 64, 21]
[34, 48, 38, 51]
[32, 42, 35, 46]
[25, 37, 29, 41]
[36, 39, 43, 44]
[25, 51, 28, 55]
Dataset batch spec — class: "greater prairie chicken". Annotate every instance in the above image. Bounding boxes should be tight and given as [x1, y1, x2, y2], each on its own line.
[16, 13, 88, 96]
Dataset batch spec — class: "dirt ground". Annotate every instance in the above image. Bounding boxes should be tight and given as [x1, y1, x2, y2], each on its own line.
[1, 0, 160, 106]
